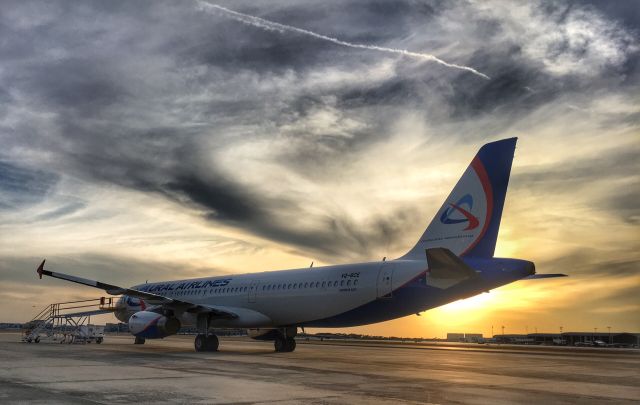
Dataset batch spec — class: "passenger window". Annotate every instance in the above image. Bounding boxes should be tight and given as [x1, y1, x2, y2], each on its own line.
[334, 281, 338, 287]
[288, 284, 292, 289]
[322, 281, 326, 287]
[354, 279, 358, 286]
[340, 280, 345, 286]
[347, 280, 351, 286]
[304, 282, 308, 288]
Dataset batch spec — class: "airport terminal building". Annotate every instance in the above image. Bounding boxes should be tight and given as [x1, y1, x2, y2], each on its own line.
[493, 332, 639, 346]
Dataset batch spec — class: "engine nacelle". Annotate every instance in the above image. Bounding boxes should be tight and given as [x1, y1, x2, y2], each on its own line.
[128, 311, 181, 339]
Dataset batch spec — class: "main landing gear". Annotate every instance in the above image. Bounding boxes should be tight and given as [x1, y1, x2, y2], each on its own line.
[134, 337, 145, 345]
[274, 335, 296, 352]
[194, 333, 219, 352]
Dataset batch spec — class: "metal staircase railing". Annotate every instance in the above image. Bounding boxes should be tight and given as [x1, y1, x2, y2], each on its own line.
[22, 297, 115, 344]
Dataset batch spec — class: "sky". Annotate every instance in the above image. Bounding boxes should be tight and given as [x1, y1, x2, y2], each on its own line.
[0, 0, 638, 338]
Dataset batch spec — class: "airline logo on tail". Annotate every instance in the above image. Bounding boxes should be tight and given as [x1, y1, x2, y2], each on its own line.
[401, 138, 516, 259]
[440, 194, 480, 231]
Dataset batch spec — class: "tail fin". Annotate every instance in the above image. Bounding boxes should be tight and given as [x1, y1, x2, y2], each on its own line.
[400, 138, 517, 259]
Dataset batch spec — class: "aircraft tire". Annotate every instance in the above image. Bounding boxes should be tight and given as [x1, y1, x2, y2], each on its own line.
[274, 336, 287, 352]
[205, 334, 219, 352]
[285, 337, 296, 352]
[134, 336, 145, 345]
[194, 334, 207, 352]
[34, 337, 40, 343]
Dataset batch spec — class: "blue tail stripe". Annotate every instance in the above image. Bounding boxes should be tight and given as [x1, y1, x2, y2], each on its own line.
[463, 137, 516, 257]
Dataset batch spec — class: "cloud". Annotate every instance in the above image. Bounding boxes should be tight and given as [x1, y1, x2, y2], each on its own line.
[0, 0, 638, 333]
[0, 161, 59, 210]
[196, 2, 490, 79]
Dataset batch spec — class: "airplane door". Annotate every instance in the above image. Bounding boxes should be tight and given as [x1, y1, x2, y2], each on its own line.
[376, 265, 394, 298]
[248, 280, 259, 303]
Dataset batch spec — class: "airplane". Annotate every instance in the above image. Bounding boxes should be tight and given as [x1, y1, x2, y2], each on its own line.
[35, 137, 566, 353]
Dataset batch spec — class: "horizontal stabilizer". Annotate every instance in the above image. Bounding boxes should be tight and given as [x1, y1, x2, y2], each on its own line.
[426, 248, 478, 280]
[522, 273, 568, 280]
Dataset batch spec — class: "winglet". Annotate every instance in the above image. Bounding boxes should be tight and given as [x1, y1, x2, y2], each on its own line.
[36, 259, 45, 279]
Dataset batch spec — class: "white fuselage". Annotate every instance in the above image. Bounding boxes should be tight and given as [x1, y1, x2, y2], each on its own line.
[116, 259, 427, 328]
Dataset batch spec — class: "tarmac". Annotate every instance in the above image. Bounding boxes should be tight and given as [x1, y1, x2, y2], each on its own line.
[0, 332, 639, 404]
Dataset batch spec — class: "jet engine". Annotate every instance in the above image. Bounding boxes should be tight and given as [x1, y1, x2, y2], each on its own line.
[128, 311, 181, 339]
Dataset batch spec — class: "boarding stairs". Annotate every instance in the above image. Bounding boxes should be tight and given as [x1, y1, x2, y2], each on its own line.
[22, 297, 116, 344]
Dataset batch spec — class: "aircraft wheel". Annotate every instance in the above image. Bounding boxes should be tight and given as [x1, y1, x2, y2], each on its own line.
[205, 334, 219, 352]
[34, 337, 40, 343]
[134, 336, 145, 345]
[274, 336, 287, 352]
[96, 337, 103, 344]
[285, 337, 296, 352]
[194, 334, 207, 352]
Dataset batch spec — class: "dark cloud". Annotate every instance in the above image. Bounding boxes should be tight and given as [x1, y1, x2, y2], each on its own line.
[513, 146, 639, 189]
[25, 58, 128, 115]
[0, 254, 231, 287]
[0, 162, 59, 210]
[165, 172, 266, 223]
[605, 188, 640, 224]
[0, 0, 638, 263]
[578, 0, 640, 32]
[538, 250, 640, 278]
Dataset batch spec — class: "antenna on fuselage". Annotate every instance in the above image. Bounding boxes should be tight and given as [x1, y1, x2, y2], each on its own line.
[310, 261, 314, 268]
[382, 257, 386, 261]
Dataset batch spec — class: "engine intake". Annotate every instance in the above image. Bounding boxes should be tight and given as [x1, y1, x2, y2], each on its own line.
[128, 311, 181, 339]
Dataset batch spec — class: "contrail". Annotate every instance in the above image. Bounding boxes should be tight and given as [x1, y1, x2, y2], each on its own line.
[195, 1, 490, 80]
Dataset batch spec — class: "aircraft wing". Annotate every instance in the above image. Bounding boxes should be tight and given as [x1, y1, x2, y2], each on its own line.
[36, 260, 237, 319]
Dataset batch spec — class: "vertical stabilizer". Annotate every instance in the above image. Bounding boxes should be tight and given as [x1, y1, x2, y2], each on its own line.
[400, 138, 516, 259]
